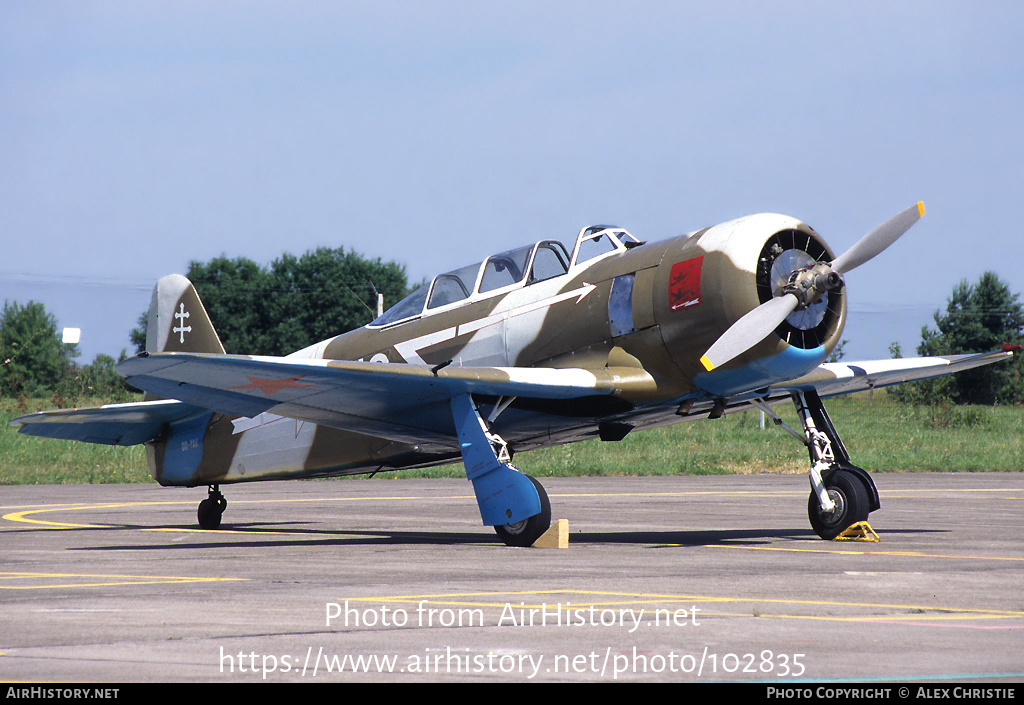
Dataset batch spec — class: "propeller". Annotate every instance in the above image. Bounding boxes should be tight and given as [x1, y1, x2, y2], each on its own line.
[699, 202, 925, 372]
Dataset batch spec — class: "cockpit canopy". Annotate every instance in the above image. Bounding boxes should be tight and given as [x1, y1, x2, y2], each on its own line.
[369, 225, 641, 327]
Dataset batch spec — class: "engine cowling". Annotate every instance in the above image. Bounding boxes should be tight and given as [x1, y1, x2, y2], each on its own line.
[653, 213, 847, 396]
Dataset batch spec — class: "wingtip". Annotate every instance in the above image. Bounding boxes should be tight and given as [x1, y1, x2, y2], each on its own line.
[917, 201, 925, 217]
[699, 355, 715, 372]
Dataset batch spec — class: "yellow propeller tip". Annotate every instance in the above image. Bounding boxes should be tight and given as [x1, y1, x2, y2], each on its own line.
[700, 355, 715, 372]
[917, 201, 925, 217]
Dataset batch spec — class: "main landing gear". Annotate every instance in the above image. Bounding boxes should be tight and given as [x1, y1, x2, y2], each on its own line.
[450, 393, 552, 547]
[197, 484, 227, 530]
[756, 390, 879, 539]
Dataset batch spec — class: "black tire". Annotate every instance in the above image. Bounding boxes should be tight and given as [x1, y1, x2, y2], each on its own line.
[807, 468, 870, 540]
[197, 495, 226, 530]
[494, 476, 551, 547]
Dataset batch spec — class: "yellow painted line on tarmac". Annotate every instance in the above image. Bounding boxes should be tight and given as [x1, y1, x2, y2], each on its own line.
[693, 542, 1024, 562]
[1, 508, 373, 536]
[0, 571, 245, 590]
[142, 527, 297, 535]
[5, 488, 1022, 543]
[0, 495, 471, 531]
[0, 495, 472, 513]
[0, 490, 777, 531]
[2, 507, 112, 529]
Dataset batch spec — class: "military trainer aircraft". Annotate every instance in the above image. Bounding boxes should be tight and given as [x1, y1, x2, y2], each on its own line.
[13, 202, 1016, 545]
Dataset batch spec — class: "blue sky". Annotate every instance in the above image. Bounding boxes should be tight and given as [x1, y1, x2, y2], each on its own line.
[2, 1, 1022, 363]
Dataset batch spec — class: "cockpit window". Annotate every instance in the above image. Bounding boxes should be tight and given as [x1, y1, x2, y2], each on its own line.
[427, 262, 481, 309]
[479, 245, 533, 294]
[569, 226, 641, 269]
[572, 231, 619, 267]
[528, 241, 570, 283]
[369, 283, 428, 327]
[368, 227, 634, 328]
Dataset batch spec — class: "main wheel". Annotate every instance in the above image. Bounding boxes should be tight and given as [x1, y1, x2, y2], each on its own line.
[494, 476, 551, 547]
[807, 468, 870, 540]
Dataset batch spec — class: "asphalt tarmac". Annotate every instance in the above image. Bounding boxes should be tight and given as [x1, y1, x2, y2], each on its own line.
[2, 473, 1023, 683]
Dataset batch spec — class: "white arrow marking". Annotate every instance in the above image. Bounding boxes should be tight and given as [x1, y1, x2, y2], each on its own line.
[393, 282, 596, 364]
[393, 326, 458, 365]
[507, 281, 596, 318]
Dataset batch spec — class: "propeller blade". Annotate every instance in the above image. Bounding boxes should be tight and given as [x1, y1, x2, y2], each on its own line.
[831, 201, 925, 275]
[700, 293, 799, 371]
[700, 202, 925, 373]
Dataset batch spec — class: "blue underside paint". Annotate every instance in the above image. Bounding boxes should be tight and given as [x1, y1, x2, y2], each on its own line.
[450, 394, 541, 526]
[159, 413, 212, 486]
[695, 345, 827, 397]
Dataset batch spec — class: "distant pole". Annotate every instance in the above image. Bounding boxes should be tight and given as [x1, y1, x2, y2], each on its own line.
[377, 293, 384, 318]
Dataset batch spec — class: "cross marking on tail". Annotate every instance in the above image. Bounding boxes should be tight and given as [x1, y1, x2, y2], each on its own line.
[173, 303, 192, 343]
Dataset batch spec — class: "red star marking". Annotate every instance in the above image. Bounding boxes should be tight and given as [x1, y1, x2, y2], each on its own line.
[229, 375, 318, 396]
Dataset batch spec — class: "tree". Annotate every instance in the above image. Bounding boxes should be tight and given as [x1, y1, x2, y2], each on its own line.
[58, 351, 136, 404]
[894, 272, 1023, 405]
[0, 301, 78, 397]
[187, 255, 276, 354]
[132, 248, 410, 356]
[267, 247, 408, 354]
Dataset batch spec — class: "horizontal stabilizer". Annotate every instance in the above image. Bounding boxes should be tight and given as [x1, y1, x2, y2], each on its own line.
[11, 399, 205, 446]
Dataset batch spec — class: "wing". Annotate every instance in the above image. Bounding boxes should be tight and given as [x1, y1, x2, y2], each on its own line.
[14, 349, 1014, 448]
[11, 399, 205, 446]
[116, 352, 657, 444]
[772, 347, 1017, 398]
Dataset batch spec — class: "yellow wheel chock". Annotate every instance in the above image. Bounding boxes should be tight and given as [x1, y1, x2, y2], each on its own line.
[834, 521, 879, 542]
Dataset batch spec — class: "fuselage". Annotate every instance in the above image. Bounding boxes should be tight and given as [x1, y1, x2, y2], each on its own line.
[150, 217, 846, 487]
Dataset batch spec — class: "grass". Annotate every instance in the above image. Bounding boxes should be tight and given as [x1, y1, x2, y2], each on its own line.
[2, 392, 1022, 485]
[389, 392, 1024, 479]
[1, 396, 151, 484]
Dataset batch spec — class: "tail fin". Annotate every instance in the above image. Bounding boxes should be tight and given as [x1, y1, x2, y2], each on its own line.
[147, 275, 226, 354]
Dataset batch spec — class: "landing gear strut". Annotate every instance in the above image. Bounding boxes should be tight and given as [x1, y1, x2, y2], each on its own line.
[450, 393, 551, 547]
[755, 391, 879, 539]
[198, 484, 227, 530]
[793, 391, 879, 539]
